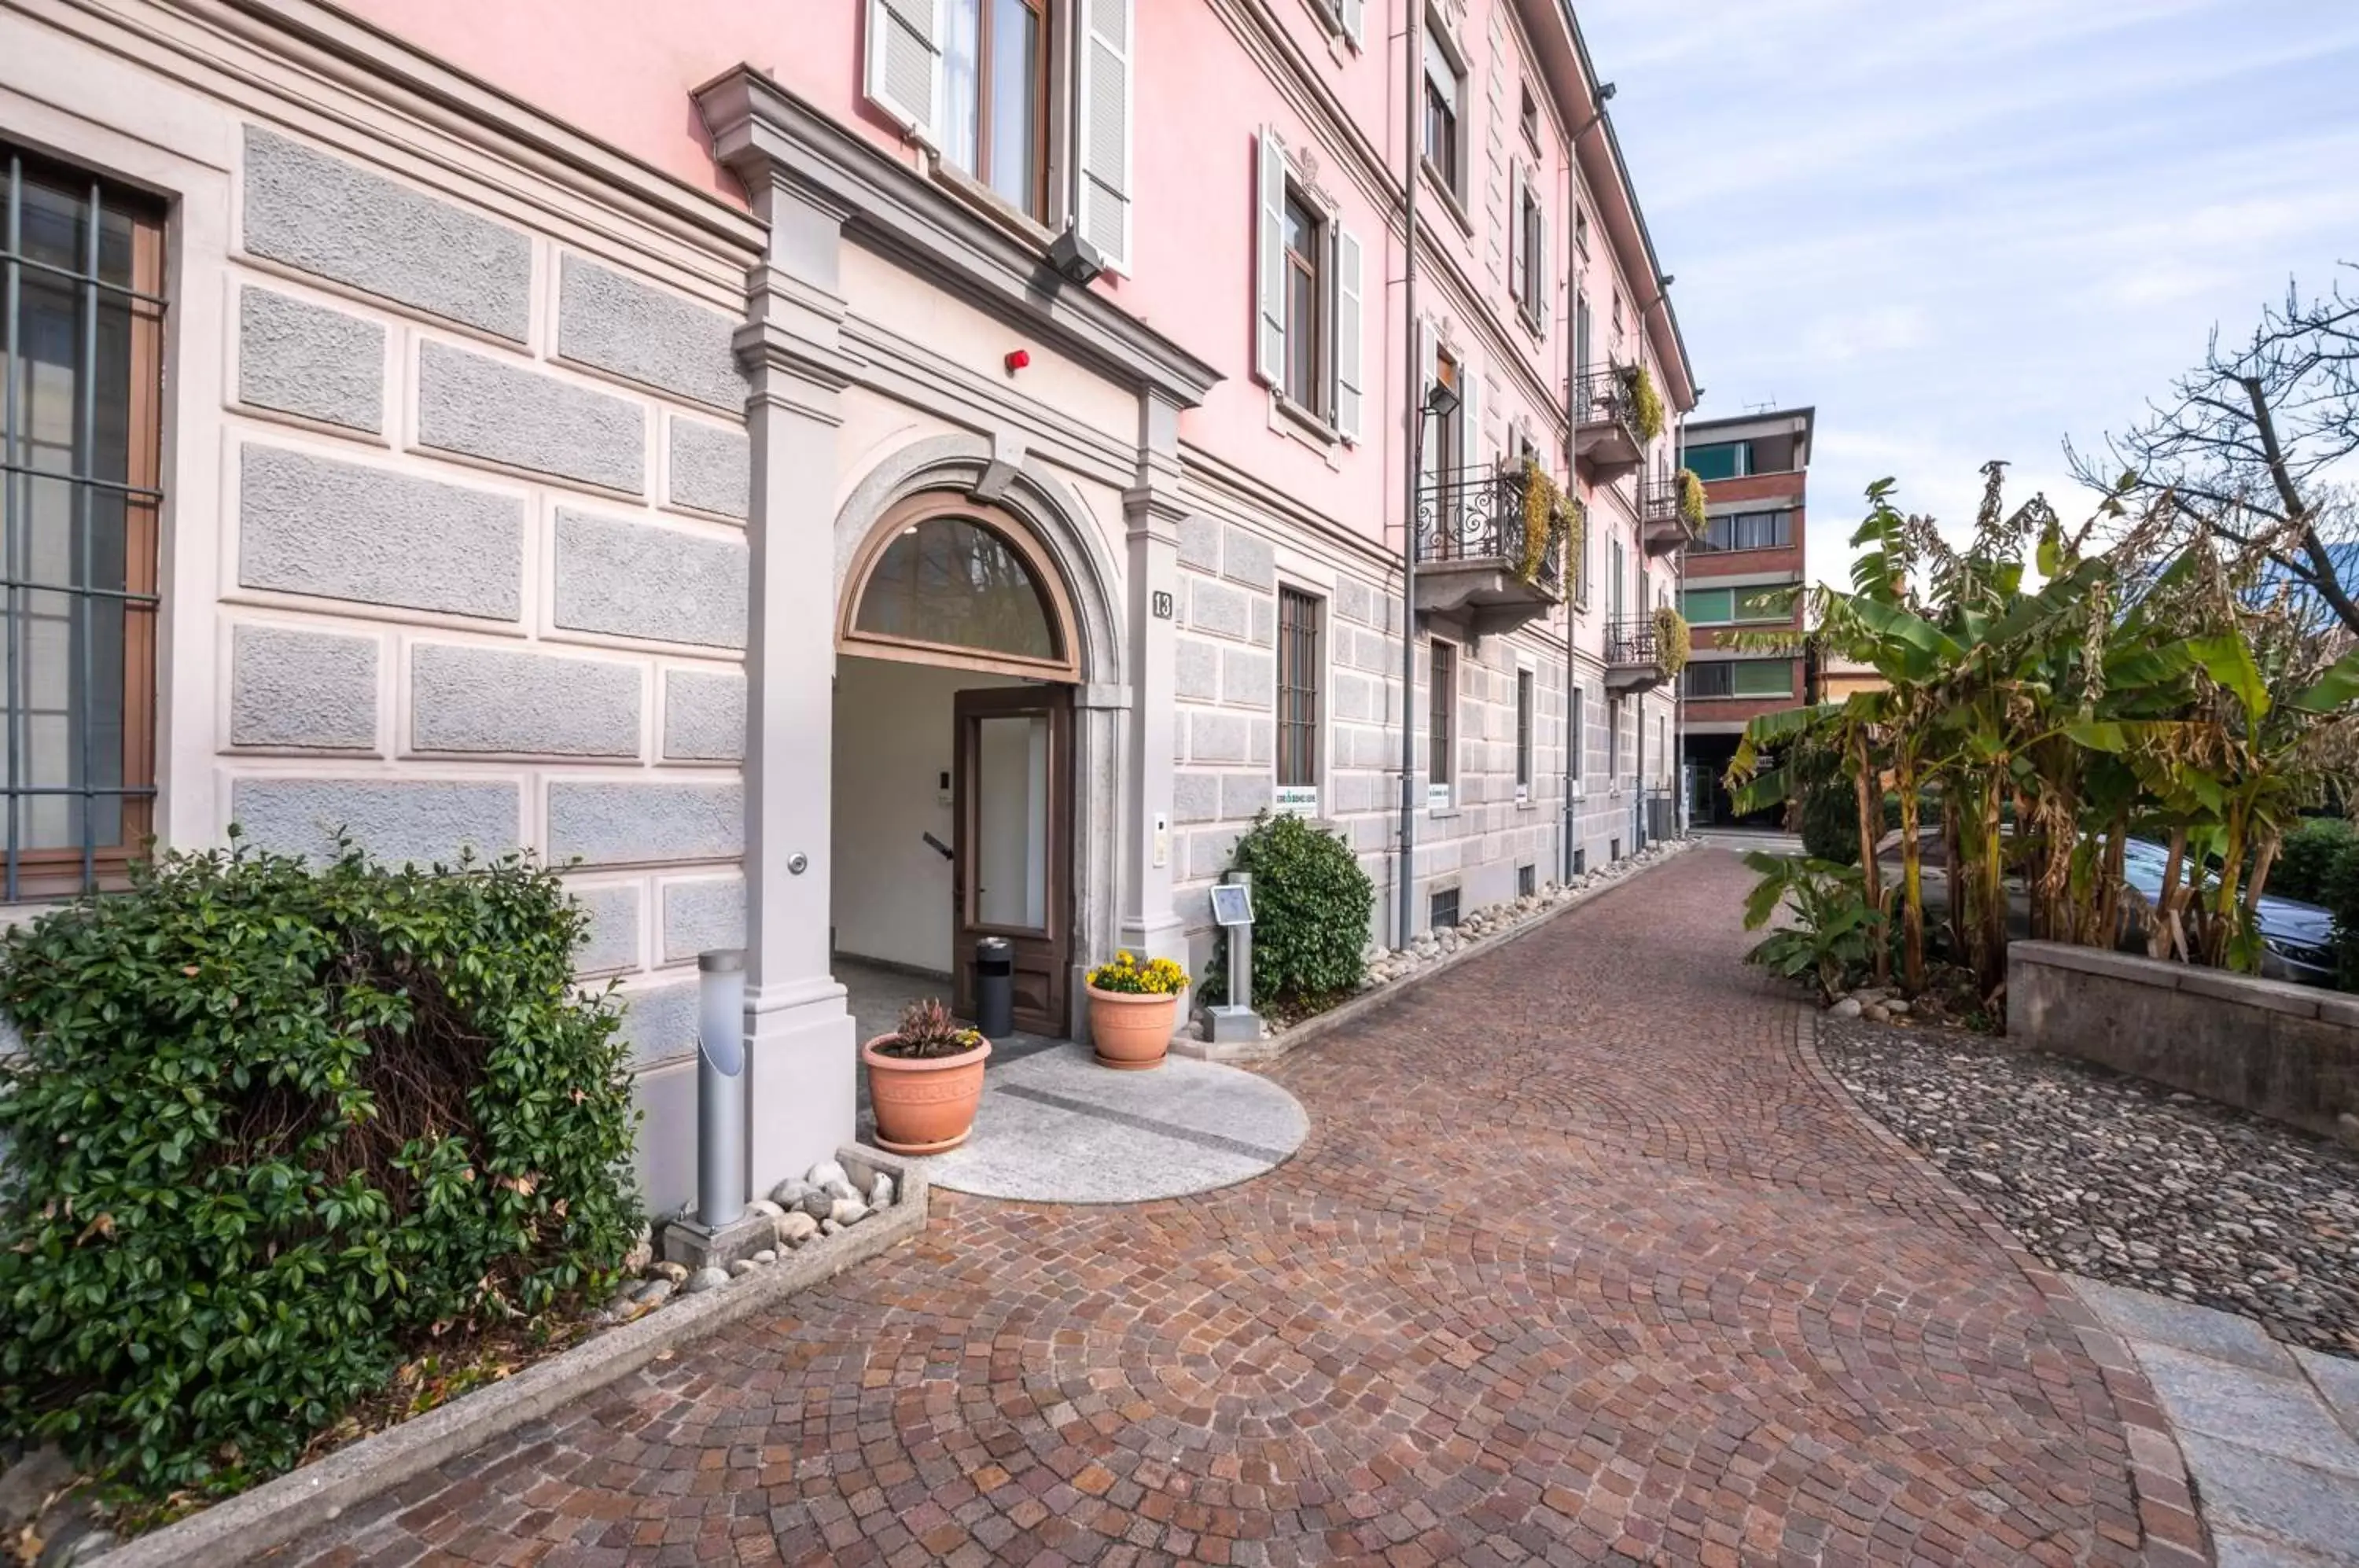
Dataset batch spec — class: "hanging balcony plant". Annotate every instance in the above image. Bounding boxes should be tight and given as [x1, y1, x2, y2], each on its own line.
[1654, 605, 1691, 675]
[1676, 467, 1707, 532]
[1518, 458, 1576, 587]
[1620, 362, 1667, 444]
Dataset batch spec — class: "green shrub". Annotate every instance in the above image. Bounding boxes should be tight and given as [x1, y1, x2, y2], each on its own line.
[2272, 816, 2353, 904]
[1739, 851, 1883, 1001]
[0, 841, 642, 1499]
[1209, 812, 1375, 1011]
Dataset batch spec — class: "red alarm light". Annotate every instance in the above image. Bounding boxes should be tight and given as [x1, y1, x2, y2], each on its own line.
[1004, 348, 1031, 374]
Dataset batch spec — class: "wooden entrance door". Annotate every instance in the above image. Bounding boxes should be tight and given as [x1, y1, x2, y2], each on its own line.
[951, 685, 1073, 1036]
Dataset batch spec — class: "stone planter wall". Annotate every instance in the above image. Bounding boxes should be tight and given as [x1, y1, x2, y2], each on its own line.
[2006, 941, 2359, 1144]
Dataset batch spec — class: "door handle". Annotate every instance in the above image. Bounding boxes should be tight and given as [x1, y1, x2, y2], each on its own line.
[922, 831, 953, 861]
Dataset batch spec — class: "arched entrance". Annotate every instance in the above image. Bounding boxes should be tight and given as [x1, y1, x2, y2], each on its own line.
[830, 489, 1087, 1039]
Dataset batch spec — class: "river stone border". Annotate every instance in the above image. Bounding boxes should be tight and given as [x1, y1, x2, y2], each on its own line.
[95, 1144, 927, 1568]
[1176, 836, 1698, 1065]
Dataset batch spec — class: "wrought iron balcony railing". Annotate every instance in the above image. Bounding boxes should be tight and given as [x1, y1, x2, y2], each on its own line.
[1414, 463, 1562, 593]
[1605, 616, 1662, 668]
[1572, 364, 1642, 434]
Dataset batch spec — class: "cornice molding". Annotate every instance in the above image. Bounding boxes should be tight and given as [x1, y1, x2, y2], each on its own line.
[694, 66, 1222, 410]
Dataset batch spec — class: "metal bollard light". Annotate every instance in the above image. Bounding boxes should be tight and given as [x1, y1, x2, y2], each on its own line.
[695, 949, 747, 1228]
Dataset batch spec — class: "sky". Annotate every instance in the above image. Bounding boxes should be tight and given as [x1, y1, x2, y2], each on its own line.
[1574, 0, 2359, 589]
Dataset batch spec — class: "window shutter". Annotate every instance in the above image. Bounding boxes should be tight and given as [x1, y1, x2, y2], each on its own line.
[863, 0, 940, 139]
[1417, 321, 1439, 482]
[1339, 0, 1364, 46]
[1076, 0, 1134, 272]
[1254, 127, 1288, 387]
[1508, 160, 1525, 309]
[1536, 190, 1553, 333]
[1333, 223, 1364, 443]
[1463, 357, 1485, 470]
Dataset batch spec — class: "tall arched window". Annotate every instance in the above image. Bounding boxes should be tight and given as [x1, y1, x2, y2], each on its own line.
[842, 498, 1077, 680]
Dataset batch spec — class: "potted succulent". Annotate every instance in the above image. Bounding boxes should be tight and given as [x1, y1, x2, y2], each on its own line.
[862, 998, 992, 1154]
[1084, 951, 1191, 1070]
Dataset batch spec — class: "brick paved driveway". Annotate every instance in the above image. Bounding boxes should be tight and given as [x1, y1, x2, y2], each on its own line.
[282, 850, 2199, 1566]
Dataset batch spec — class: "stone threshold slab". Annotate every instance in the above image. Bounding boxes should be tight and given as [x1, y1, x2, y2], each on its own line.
[915, 1043, 1308, 1204]
[94, 1145, 928, 1568]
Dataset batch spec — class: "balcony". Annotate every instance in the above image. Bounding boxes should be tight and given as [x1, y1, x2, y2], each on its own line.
[1604, 614, 1681, 695]
[1638, 465, 1705, 557]
[1413, 463, 1564, 638]
[1571, 365, 1647, 481]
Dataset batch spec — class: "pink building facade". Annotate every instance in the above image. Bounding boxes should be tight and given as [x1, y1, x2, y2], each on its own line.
[0, 0, 1695, 1206]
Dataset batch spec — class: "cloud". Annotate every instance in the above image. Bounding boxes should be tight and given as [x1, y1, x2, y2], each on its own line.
[1580, 0, 2359, 590]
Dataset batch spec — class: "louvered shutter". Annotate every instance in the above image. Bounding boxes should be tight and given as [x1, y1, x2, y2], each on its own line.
[864, 0, 940, 139]
[1508, 160, 1525, 311]
[1463, 357, 1485, 470]
[1333, 223, 1364, 443]
[1338, 0, 1364, 46]
[1076, 0, 1134, 271]
[1254, 128, 1288, 387]
[1536, 183, 1553, 333]
[1417, 321, 1439, 482]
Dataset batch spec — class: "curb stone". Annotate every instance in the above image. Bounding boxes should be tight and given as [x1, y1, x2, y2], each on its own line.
[1174, 837, 1701, 1066]
[1793, 1010, 2214, 1566]
[93, 1144, 927, 1568]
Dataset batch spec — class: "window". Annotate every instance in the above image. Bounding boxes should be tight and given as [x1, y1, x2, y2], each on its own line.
[1255, 130, 1364, 439]
[1573, 204, 1589, 257]
[940, 0, 1050, 219]
[1428, 639, 1455, 804]
[1422, 25, 1463, 201]
[1514, 668, 1534, 799]
[1430, 886, 1459, 929]
[1681, 585, 1792, 625]
[865, 0, 1134, 268]
[1735, 661, 1794, 698]
[1606, 695, 1620, 779]
[0, 148, 164, 900]
[1518, 863, 1536, 897]
[1275, 587, 1321, 808]
[1697, 510, 1793, 553]
[852, 510, 1068, 672]
[1684, 440, 1751, 481]
[1282, 191, 1324, 416]
[1686, 662, 1734, 699]
[1569, 686, 1584, 787]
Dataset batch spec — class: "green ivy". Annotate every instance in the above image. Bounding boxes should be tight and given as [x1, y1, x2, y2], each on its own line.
[1208, 812, 1375, 1012]
[0, 840, 642, 1500]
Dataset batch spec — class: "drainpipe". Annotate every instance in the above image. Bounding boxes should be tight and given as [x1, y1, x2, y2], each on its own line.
[1674, 406, 1687, 835]
[1395, 2, 1424, 951]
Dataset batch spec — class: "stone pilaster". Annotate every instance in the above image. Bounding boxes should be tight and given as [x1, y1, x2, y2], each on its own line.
[1120, 391, 1188, 966]
[731, 169, 861, 1199]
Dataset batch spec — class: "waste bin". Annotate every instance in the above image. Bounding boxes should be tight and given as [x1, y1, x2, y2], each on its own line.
[974, 937, 1015, 1040]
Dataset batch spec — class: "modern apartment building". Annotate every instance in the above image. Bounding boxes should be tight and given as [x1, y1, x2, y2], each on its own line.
[0, 0, 1695, 1206]
[1679, 406, 1811, 826]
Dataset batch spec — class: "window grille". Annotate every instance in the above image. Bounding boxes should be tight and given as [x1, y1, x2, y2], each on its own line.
[1, 146, 164, 900]
[1276, 587, 1320, 790]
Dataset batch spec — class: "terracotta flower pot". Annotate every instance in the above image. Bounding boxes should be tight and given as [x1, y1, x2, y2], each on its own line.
[1086, 986, 1180, 1070]
[862, 1032, 992, 1155]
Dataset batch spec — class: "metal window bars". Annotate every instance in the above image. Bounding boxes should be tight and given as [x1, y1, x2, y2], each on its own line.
[2, 148, 164, 900]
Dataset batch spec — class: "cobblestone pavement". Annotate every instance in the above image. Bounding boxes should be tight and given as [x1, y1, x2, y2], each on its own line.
[278, 849, 2201, 1566]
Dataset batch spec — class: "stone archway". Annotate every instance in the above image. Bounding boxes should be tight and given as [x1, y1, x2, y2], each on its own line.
[829, 435, 1129, 1036]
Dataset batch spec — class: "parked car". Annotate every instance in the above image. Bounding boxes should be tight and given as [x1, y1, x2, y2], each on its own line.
[1878, 831, 2337, 986]
[2116, 838, 2335, 987]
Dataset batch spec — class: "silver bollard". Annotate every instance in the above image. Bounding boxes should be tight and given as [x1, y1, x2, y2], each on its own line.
[1203, 870, 1262, 1045]
[695, 949, 747, 1228]
[1227, 871, 1253, 1011]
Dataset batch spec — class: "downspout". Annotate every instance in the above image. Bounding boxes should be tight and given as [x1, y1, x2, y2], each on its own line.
[1673, 406, 1687, 834]
[1395, 2, 1424, 950]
